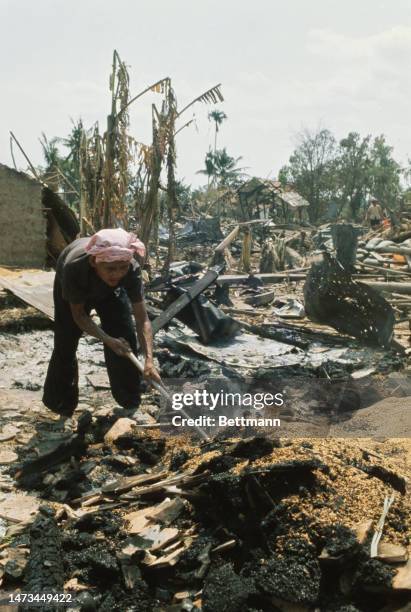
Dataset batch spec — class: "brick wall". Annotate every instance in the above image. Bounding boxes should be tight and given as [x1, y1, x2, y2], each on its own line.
[0, 164, 46, 267]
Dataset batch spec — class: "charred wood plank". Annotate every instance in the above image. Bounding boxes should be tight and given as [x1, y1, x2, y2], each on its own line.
[24, 508, 65, 609]
[149, 268, 219, 337]
[16, 435, 88, 482]
[359, 464, 408, 495]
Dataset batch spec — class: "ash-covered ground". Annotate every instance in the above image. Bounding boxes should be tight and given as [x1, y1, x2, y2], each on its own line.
[0, 294, 411, 611]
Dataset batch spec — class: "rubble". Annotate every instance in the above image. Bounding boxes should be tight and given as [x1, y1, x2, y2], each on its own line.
[377, 542, 409, 564]
[0, 450, 18, 465]
[104, 418, 137, 445]
[23, 507, 65, 598]
[1, 209, 411, 610]
[0, 493, 40, 524]
[0, 391, 410, 610]
[392, 559, 411, 591]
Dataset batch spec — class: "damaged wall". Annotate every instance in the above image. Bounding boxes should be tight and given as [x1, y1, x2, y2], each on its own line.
[0, 164, 46, 267]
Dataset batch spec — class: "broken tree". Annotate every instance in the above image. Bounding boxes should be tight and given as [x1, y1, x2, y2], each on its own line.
[304, 252, 395, 347]
[331, 222, 359, 272]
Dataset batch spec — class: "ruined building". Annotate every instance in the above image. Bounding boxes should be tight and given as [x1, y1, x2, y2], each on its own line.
[0, 163, 79, 268]
[0, 164, 46, 267]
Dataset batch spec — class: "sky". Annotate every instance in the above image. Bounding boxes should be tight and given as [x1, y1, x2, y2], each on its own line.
[1, 0, 411, 186]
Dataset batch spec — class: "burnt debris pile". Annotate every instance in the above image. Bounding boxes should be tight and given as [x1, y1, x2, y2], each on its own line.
[1, 417, 410, 611]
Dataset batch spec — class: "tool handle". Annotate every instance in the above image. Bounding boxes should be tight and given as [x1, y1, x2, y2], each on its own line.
[126, 352, 171, 401]
[126, 352, 210, 441]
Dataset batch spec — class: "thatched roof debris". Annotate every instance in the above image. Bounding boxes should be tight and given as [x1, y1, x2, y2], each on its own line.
[238, 177, 309, 209]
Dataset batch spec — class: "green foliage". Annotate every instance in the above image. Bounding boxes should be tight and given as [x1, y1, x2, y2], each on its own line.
[208, 109, 227, 152]
[62, 119, 83, 192]
[199, 151, 217, 182]
[281, 128, 403, 222]
[208, 109, 227, 130]
[335, 132, 371, 220]
[38, 119, 83, 210]
[159, 179, 193, 221]
[175, 180, 193, 212]
[368, 135, 402, 210]
[404, 159, 411, 190]
[283, 128, 337, 222]
[278, 166, 289, 187]
[197, 148, 246, 188]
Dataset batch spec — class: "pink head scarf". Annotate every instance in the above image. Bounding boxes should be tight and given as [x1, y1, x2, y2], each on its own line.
[85, 228, 146, 263]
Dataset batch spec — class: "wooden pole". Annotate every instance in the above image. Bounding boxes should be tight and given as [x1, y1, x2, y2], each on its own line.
[214, 225, 240, 253]
[214, 272, 391, 286]
[356, 260, 411, 278]
[364, 281, 411, 295]
[9, 131, 41, 181]
[374, 246, 411, 256]
[240, 227, 252, 272]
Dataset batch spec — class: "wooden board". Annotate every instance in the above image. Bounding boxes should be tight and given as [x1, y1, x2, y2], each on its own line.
[0, 267, 55, 319]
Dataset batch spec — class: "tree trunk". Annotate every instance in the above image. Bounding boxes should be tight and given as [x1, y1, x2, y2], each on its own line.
[240, 228, 252, 272]
[104, 114, 116, 228]
[331, 223, 358, 271]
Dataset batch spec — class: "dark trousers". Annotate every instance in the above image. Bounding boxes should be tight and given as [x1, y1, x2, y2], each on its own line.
[43, 279, 141, 416]
[370, 218, 381, 228]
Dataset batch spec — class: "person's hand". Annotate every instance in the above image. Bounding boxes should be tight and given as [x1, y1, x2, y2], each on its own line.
[144, 358, 162, 384]
[106, 336, 131, 357]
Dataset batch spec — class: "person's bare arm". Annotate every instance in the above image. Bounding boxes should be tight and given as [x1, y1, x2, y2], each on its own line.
[132, 300, 161, 383]
[69, 303, 130, 356]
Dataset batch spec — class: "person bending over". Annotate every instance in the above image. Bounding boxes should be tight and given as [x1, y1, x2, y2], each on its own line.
[43, 228, 161, 418]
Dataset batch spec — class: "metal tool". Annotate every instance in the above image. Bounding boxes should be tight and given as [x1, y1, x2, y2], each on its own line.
[126, 352, 210, 441]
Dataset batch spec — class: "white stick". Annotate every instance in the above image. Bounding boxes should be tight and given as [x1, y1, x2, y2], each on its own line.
[370, 494, 395, 558]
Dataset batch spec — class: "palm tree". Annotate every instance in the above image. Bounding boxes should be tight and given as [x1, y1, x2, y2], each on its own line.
[62, 119, 83, 173]
[208, 109, 227, 154]
[197, 148, 246, 188]
[40, 128, 81, 207]
[39, 133, 63, 191]
[213, 148, 246, 187]
[197, 150, 217, 187]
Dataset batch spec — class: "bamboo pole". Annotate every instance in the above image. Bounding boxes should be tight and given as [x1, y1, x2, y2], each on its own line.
[9, 131, 40, 181]
[9, 135, 17, 170]
[214, 225, 240, 254]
